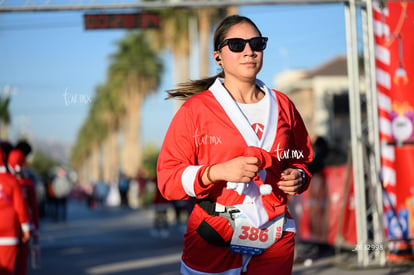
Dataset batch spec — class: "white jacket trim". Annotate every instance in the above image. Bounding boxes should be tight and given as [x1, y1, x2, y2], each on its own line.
[182, 165, 202, 197]
[181, 260, 242, 275]
[0, 237, 19, 246]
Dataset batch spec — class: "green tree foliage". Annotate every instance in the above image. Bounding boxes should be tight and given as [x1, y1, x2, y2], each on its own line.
[0, 94, 11, 139]
[141, 144, 159, 180]
[31, 150, 58, 180]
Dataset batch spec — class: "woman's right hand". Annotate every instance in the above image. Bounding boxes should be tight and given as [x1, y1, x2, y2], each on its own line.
[202, 156, 260, 185]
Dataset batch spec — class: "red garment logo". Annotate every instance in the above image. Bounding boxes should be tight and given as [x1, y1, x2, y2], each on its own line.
[252, 123, 264, 140]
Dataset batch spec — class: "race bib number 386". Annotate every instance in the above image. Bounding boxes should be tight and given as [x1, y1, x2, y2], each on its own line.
[229, 213, 284, 255]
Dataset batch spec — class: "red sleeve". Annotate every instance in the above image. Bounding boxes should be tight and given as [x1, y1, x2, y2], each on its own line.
[292, 106, 313, 193]
[12, 179, 30, 231]
[277, 91, 314, 194]
[157, 100, 214, 201]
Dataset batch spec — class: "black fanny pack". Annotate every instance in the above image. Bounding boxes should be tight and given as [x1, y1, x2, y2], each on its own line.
[196, 199, 240, 247]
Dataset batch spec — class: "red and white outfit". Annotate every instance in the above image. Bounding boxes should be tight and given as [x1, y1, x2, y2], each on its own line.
[157, 78, 313, 274]
[8, 149, 40, 275]
[0, 151, 30, 275]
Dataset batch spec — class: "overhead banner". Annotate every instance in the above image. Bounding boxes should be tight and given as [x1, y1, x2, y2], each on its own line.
[374, 1, 414, 260]
[84, 12, 160, 30]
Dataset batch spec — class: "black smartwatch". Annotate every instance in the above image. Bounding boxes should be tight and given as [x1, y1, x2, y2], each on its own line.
[295, 168, 306, 185]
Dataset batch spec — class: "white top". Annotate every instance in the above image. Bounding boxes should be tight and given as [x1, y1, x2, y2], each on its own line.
[236, 90, 268, 140]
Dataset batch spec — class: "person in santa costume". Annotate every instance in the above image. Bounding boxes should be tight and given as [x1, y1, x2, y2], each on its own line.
[8, 141, 40, 275]
[157, 15, 313, 275]
[0, 146, 30, 275]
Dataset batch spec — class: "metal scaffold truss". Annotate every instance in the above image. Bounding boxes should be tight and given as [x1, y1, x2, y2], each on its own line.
[339, 0, 386, 268]
[0, 0, 366, 12]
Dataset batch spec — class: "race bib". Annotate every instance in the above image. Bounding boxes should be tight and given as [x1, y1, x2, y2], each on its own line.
[230, 213, 285, 255]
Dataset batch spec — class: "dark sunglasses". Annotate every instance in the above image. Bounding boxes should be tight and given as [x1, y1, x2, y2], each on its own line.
[217, 37, 268, 52]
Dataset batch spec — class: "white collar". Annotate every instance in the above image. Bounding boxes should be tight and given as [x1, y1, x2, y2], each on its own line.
[209, 78, 278, 151]
[0, 166, 7, 173]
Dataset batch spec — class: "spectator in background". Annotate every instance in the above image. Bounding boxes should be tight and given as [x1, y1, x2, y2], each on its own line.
[150, 177, 171, 239]
[0, 146, 30, 275]
[307, 136, 330, 175]
[7, 142, 40, 275]
[93, 180, 109, 208]
[48, 167, 72, 222]
[136, 169, 148, 208]
[306, 136, 330, 241]
[118, 172, 130, 208]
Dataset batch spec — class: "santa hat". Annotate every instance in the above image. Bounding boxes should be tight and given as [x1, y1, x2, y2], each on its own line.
[7, 149, 26, 175]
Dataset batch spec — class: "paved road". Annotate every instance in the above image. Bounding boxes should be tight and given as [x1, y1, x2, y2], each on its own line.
[27, 200, 413, 275]
[28, 201, 183, 275]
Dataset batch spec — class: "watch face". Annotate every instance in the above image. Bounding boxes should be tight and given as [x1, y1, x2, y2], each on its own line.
[296, 169, 306, 181]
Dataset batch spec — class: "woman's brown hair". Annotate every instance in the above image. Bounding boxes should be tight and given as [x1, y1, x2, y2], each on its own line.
[166, 15, 262, 100]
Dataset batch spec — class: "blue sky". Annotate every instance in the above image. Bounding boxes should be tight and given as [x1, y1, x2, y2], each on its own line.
[0, 3, 347, 148]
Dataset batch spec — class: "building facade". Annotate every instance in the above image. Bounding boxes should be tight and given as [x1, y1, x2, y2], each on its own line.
[274, 55, 365, 163]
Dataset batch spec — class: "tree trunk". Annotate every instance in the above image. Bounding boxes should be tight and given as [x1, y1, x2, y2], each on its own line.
[92, 144, 102, 183]
[121, 106, 142, 178]
[198, 9, 211, 78]
[102, 130, 119, 184]
[172, 44, 190, 112]
[78, 165, 89, 187]
[120, 77, 143, 179]
[227, 6, 239, 16]
[0, 123, 9, 140]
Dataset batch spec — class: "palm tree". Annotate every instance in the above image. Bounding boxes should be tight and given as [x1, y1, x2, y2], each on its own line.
[70, 6, 239, 184]
[70, 84, 113, 185]
[70, 124, 97, 185]
[74, 100, 109, 184]
[149, 8, 192, 110]
[147, 6, 238, 89]
[71, 32, 162, 184]
[0, 94, 11, 140]
[109, 31, 163, 178]
[94, 82, 124, 184]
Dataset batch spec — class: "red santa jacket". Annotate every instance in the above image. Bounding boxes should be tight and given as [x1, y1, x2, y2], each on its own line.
[8, 149, 40, 235]
[157, 78, 313, 227]
[0, 165, 30, 246]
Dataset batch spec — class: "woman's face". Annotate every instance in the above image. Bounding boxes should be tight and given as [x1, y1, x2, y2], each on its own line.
[215, 22, 264, 83]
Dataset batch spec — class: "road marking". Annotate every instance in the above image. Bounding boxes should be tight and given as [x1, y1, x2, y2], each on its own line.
[86, 252, 182, 274]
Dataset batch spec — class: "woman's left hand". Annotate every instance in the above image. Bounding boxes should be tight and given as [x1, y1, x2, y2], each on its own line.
[277, 168, 303, 196]
[21, 230, 30, 244]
